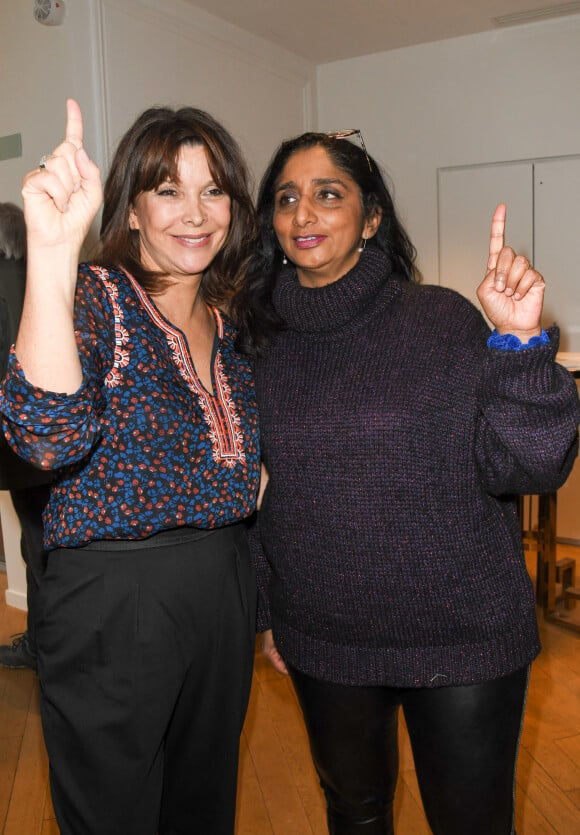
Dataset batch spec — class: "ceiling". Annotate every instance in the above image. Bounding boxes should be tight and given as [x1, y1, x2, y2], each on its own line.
[183, 0, 580, 63]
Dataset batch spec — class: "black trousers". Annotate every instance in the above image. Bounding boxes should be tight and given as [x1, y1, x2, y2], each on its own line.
[9, 484, 51, 653]
[289, 664, 529, 835]
[37, 524, 256, 835]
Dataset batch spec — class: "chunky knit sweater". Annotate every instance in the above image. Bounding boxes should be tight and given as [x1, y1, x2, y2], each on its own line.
[250, 246, 580, 688]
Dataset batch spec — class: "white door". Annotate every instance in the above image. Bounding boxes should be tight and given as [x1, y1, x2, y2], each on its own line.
[438, 156, 580, 543]
[438, 161, 533, 319]
[534, 157, 580, 352]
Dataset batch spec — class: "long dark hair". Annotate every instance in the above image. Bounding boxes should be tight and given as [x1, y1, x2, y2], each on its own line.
[96, 106, 257, 305]
[233, 132, 419, 356]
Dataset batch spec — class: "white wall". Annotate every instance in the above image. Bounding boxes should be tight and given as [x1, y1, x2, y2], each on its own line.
[98, 0, 316, 187]
[1, 0, 315, 201]
[0, 0, 101, 207]
[316, 16, 580, 286]
[0, 494, 26, 609]
[0, 0, 315, 607]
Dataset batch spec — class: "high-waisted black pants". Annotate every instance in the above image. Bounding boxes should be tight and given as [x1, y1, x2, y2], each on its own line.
[37, 524, 256, 835]
[289, 664, 529, 835]
[9, 484, 50, 654]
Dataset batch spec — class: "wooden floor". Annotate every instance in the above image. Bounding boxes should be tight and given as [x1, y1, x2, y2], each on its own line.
[1, 547, 579, 834]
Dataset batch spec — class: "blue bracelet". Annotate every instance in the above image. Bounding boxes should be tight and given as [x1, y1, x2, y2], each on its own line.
[487, 329, 549, 351]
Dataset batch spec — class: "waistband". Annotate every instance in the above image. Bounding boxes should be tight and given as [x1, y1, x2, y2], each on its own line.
[78, 525, 226, 552]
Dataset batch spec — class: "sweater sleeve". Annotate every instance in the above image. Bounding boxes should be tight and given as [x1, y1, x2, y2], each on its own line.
[475, 326, 580, 495]
[0, 265, 115, 470]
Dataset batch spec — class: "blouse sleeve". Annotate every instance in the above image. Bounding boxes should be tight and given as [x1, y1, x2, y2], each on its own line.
[475, 326, 580, 496]
[0, 265, 116, 470]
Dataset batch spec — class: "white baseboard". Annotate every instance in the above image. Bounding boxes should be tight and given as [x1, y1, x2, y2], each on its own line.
[4, 587, 27, 611]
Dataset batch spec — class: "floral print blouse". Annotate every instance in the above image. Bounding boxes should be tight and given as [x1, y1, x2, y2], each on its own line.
[0, 264, 260, 548]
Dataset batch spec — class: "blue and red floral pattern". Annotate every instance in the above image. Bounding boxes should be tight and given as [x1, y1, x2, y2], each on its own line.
[0, 264, 260, 548]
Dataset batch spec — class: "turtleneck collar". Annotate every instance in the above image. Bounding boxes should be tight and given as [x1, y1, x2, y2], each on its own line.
[272, 246, 399, 336]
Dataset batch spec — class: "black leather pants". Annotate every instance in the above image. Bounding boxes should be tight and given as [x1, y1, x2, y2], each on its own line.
[289, 665, 529, 835]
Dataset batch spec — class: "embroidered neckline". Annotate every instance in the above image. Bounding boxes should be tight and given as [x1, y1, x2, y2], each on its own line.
[91, 266, 130, 389]
[93, 266, 245, 467]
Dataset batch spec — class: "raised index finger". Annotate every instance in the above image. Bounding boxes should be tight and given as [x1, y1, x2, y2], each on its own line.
[487, 203, 506, 272]
[64, 98, 84, 151]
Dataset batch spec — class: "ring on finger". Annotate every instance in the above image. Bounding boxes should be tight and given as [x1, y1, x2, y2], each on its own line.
[39, 154, 56, 169]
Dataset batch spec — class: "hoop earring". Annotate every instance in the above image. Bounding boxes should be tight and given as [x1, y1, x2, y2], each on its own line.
[358, 237, 367, 253]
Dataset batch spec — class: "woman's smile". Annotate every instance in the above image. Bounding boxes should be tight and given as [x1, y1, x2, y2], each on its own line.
[173, 232, 212, 246]
[294, 234, 327, 249]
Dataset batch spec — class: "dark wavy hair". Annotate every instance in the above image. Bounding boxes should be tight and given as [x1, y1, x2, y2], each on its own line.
[0, 202, 26, 261]
[96, 106, 257, 305]
[233, 132, 420, 356]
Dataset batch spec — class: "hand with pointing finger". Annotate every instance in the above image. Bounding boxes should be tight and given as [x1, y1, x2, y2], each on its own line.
[21, 99, 103, 254]
[476, 204, 545, 343]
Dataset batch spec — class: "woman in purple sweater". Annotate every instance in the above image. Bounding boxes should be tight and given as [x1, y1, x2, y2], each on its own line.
[234, 132, 580, 834]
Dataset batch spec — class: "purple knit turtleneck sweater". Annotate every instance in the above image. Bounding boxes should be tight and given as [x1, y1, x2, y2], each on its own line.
[250, 247, 580, 687]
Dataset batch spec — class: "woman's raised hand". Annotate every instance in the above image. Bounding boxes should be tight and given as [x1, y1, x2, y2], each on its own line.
[21, 99, 103, 253]
[477, 204, 545, 341]
[15, 100, 103, 392]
